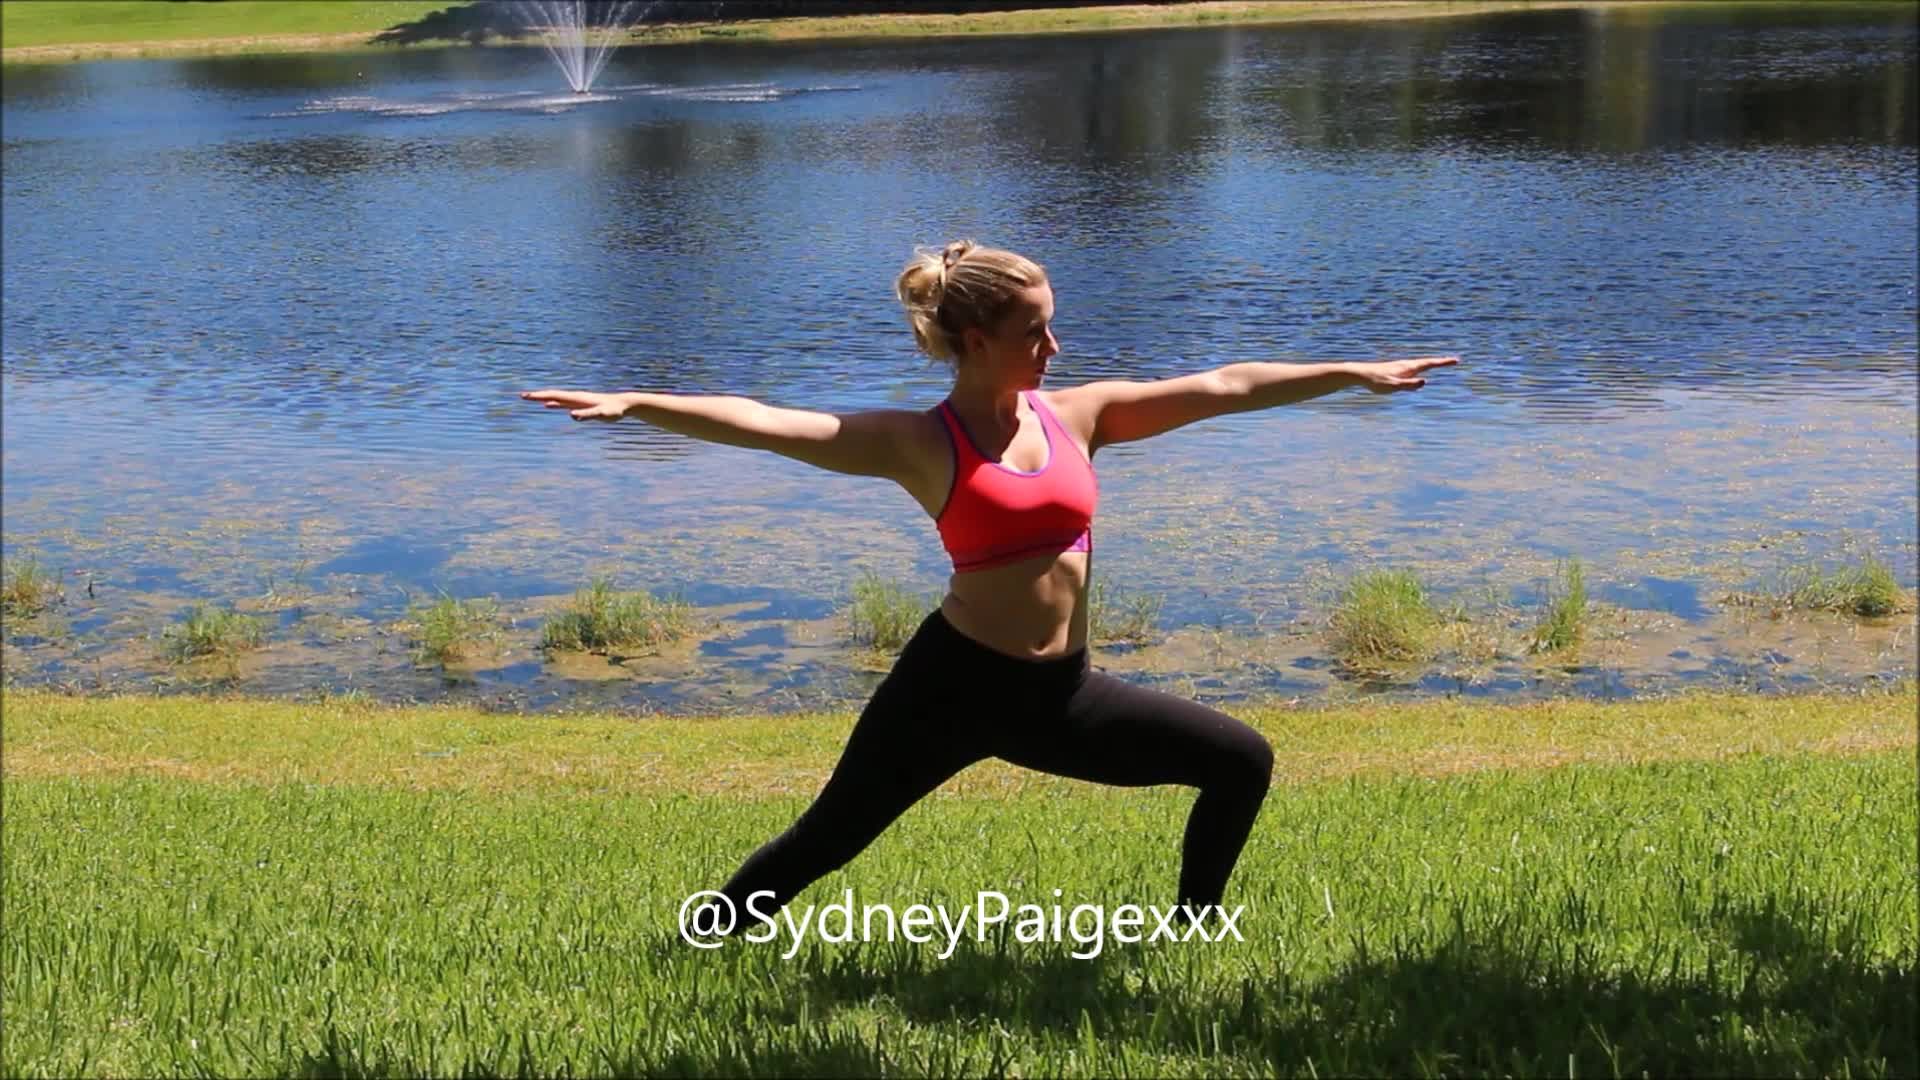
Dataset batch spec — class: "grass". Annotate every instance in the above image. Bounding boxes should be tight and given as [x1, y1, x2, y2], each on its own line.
[405, 590, 503, 665]
[1089, 580, 1163, 646]
[845, 572, 935, 653]
[1528, 557, 1589, 655]
[159, 604, 268, 664]
[0, 1, 446, 49]
[1727, 556, 1914, 618]
[2, 2, 1734, 63]
[1327, 569, 1441, 669]
[0, 555, 63, 620]
[539, 576, 691, 655]
[1, 684, 1913, 1078]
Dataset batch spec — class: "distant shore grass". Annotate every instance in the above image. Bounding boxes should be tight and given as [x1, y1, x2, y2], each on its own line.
[0, 1, 1834, 64]
[2, 683, 1913, 1078]
[0, 1, 444, 54]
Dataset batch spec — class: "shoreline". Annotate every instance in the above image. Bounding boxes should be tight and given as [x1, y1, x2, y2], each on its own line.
[0, 0, 1863, 66]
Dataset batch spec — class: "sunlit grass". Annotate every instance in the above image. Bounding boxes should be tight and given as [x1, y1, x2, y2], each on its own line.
[1328, 569, 1441, 668]
[0, 555, 63, 620]
[1528, 557, 1589, 655]
[0, 1, 446, 49]
[539, 576, 691, 654]
[160, 604, 267, 664]
[4, 1, 1674, 61]
[2, 683, 1913, 1078]
[405, 590, 503, 665]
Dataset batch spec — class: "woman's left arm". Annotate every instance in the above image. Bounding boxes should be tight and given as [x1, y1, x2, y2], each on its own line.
[1059, 357, 1458, 452]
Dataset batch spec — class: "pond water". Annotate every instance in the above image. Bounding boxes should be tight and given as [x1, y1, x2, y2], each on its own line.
[4, 3, 1915, 712]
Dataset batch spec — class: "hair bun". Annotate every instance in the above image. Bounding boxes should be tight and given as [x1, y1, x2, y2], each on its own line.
[940, 240, 975, 279]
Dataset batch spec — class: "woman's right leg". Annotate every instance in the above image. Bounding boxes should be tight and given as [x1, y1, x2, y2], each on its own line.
[712, 615, 986, 927]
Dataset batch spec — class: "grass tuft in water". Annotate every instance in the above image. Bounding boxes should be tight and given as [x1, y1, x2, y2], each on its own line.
[0, 555, 63, 619]
[1089, 580, 1163, 646]
[1729, 556, 1913, 618]
[406, 590, 503, 665]
[161, 604, 267, 663]
[1528, 558, 1589, 655]
[1329, 569, 1440, 668]
[539, 577, 691, 654]
[845, 572, 935, 653]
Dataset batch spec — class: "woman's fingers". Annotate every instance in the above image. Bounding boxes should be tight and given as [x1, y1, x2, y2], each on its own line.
[522, 390, 597, 409]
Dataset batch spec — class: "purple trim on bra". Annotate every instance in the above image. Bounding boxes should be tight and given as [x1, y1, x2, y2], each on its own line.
[940, 394, 1052, 476]
[1027, 391, 1094, 469]
[931, 405, 959, 523]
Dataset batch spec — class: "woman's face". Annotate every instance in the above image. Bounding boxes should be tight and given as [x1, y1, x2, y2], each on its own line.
[961, 282, 1059, 389]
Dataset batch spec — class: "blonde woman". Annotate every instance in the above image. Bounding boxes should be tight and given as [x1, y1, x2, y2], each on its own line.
[523, 241, 1456, 930]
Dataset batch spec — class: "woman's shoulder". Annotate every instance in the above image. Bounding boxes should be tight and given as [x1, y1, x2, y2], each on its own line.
[1031, 386, 1098, 450]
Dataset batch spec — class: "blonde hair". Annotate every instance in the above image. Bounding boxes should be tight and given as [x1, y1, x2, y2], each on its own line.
[895, 240, 1047, 366]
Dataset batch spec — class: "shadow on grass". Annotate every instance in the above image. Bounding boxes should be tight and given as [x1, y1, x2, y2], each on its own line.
[372, 3, 523, 46]
[781, 896, 1917, 1076]
[281, 898, 1914, 1077]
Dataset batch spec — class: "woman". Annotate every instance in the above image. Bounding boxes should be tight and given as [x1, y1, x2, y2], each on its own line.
[522, 241, 1456, 934]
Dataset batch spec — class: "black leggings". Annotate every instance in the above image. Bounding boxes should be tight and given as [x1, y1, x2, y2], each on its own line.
[716, 608, 1274, 917]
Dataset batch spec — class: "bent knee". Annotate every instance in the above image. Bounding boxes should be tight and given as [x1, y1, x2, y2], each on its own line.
[1241, 731, 1275, 790]
[1208, 719, 1272, 793]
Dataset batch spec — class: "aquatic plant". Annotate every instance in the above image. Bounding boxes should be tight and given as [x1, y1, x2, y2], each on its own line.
[1328, 569, 1440, 667]
[1528, 558, 1589, 655]
[0, 556, 63, 619]
[407, 590, 503, 665]
[1728, 556, 1912, 618]
[540, 576, 691, 653]
[845, 572, 934, 653]
[162, 604, 267, 663]
[1089, 580, 1163, 646]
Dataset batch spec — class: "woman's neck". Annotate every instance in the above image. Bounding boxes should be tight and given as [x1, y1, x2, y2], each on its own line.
[948, 373, 1025, 429]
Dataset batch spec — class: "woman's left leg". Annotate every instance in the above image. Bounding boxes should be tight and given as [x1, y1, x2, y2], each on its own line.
[992, 671, 1274, 913]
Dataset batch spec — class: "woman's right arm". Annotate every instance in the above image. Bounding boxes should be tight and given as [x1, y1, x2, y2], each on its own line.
[520, 389, 919, 481]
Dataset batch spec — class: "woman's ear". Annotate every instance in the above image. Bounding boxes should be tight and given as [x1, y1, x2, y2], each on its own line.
[960, 325, 985, 361]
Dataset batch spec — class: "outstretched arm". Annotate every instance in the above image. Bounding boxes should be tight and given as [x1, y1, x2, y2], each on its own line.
[1065, 357, 1458, 452]
[519, 389, 918, 479]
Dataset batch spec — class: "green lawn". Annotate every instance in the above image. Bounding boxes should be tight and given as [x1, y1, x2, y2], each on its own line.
[8, 1, 1822, 61]
[3, 686, 1914, 1076]
[0, 1, 446, 49]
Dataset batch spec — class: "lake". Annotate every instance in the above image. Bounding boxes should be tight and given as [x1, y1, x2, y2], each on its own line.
[3, 2, 1915, 712]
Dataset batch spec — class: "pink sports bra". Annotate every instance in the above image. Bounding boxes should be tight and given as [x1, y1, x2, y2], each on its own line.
[932, 391, 1097, 573]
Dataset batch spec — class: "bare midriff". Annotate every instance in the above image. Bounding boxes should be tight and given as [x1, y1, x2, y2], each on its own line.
[939, 549, 1090, 659]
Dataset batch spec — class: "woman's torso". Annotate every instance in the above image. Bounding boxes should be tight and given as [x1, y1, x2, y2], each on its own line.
[896, 388, 1096, 660]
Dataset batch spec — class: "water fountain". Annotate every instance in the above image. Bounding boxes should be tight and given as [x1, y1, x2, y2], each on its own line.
[512, 0, 650, 94]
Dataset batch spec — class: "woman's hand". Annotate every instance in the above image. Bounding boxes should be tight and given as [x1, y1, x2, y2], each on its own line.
[520, 389, 631, 422]
[1353, 356, 1459, 393]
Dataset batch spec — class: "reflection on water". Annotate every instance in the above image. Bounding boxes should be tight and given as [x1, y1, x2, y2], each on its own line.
[3, 4, 1916, 710]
